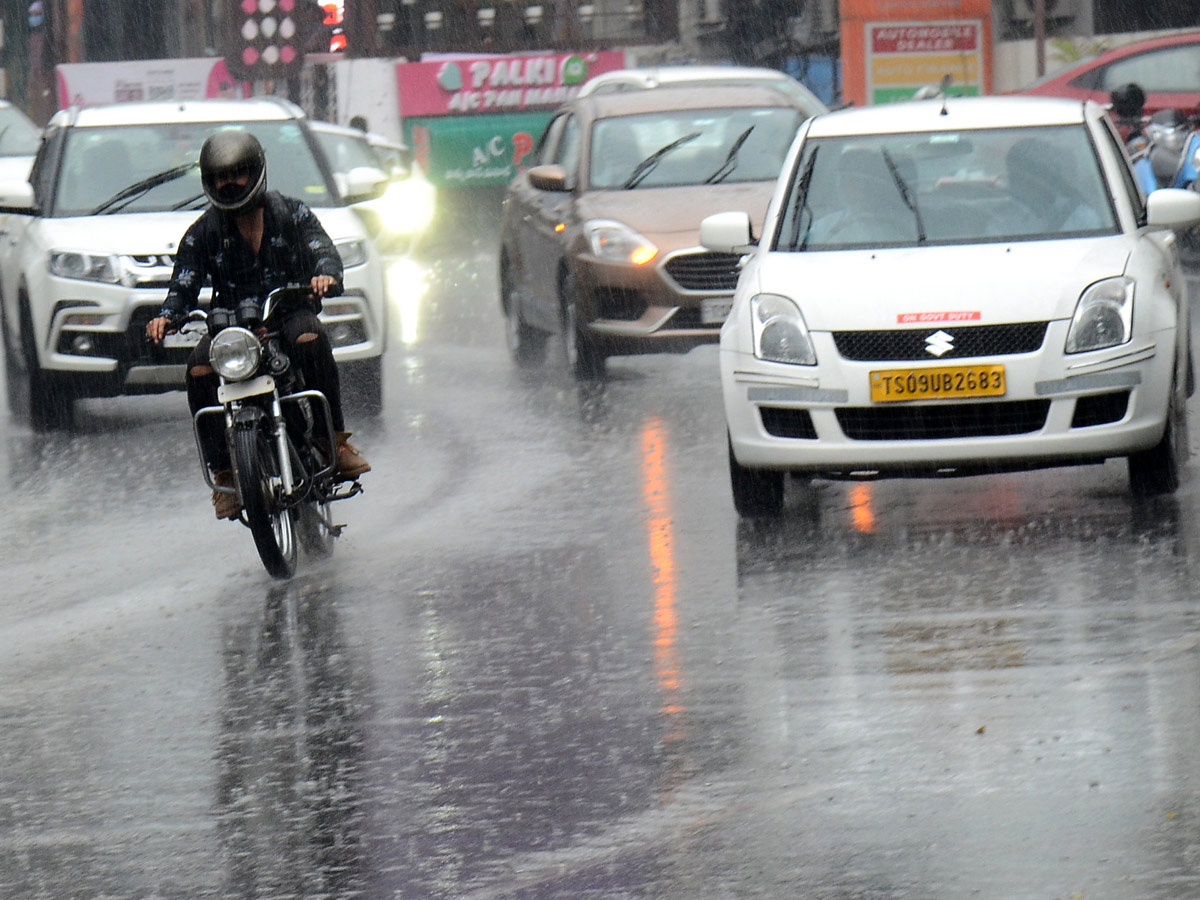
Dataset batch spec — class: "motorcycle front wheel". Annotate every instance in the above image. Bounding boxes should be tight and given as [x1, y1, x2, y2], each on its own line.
[297, 500, 335, 558]
[233, 423, 298, 580]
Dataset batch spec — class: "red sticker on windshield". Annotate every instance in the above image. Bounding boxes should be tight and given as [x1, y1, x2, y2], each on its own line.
[897, 311, 981, 324]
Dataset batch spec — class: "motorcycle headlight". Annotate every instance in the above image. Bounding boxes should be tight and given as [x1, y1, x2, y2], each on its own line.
[584, 219, 658, 265]
[48, 251, 121, 284]
[209, 326, 262, 381]
[751, 293, 816, 365]
[1065, 276, 1134, 354]
[335, 238, 368, 268]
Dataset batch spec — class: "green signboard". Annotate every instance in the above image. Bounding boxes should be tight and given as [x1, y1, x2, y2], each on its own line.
[404, 111, 552, 189]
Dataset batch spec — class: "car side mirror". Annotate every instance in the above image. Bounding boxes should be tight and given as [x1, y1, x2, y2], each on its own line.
[343, 165, 389, 202]
[528, 164, 568, 192]
[1146, 187, 1200, 230]
[0, 179, 36, 214]
[700, 211, 756, 253]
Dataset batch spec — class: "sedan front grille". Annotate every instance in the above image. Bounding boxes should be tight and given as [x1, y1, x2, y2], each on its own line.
[663, 251, 742, 292]
[836, 399, 1050, 440]
[833, 322, 1047, 361]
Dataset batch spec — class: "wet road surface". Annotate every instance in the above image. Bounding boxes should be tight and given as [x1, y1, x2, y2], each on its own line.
[4, 196, 1200, 898]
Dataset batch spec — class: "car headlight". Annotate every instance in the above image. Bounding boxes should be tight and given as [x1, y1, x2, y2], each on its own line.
[48, 251, 120, 284]
[209, 326, 262, 381]
[335, 239, 368, 268]
[1065, 276, 1134, 354]
[584, 219, 658, 265]
[751, 293, 816, 365]
[379, 176, 437, 236]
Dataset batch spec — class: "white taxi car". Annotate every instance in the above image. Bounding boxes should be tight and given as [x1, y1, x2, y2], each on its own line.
[700, 95, 1200, 516]
[0, 97, 388, 430]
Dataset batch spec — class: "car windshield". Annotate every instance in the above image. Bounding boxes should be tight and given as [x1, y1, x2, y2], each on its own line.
[589, 106, 801, 190]
[312, 129, 381, 175]
[53, 120, 333, 217]
[776, 124, 1119, 251]
[0, 106, 41, 157]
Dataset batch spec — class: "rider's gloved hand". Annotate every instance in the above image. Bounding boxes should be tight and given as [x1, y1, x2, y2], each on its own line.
[146, 316, 173, 344]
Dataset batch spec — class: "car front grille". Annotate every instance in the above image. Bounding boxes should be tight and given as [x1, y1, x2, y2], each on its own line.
[663, 251, 742, 292]
[833, 322, 1047, 361]
[836, 399, 1050, 440]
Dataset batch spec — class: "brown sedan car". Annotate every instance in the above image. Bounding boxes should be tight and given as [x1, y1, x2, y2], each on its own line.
[499, 84, 809, 379]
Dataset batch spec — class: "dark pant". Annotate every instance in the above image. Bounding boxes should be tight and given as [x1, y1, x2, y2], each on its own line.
[187, 310, 345, 472]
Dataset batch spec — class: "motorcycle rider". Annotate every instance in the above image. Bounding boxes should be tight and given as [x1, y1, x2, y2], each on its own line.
[146, 129, 371, 520]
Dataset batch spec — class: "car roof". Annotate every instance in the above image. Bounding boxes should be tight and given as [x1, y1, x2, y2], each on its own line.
[582, 65, 796, 90]
[579, 83, 809, 119]
[52, 97, 306, 128]
[806, 95, 1092, 137]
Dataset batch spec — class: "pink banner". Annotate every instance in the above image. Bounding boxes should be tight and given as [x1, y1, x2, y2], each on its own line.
[396, 50, 627, 118]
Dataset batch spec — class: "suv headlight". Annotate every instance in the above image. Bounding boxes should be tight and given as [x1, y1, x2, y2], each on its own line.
[751, 293, 816, 365]
[335, 239, 368, 268]
[584, 219, 658, 265]
[209, 327, 261, 381]
[1066, 277, 1134, 354]
[48, 251, 120, 284]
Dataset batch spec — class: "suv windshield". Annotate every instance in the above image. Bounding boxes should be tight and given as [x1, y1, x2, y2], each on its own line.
[53, 120, 333, 216]
[777, 124, 1119, 250]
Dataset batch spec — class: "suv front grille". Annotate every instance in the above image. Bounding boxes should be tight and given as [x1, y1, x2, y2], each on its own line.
[663, 251, 742, 292]
[833, 322, 1047, 361]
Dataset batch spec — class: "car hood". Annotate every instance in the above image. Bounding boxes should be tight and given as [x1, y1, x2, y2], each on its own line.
[750, 237, 1134, 330]
[0, 155, 34, 183]
[579, 182, 776, 249]
[43, 206, 366, 252]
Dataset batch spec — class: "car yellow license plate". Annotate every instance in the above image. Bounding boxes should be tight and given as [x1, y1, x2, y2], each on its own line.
[869, 364, 1006, 403]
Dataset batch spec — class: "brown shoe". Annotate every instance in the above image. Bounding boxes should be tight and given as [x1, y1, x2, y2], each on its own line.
[335, 431, 371, 480]
[212, 470, 242, 520]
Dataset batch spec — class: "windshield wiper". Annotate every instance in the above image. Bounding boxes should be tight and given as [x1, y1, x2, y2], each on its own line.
[789, 145, 820, 250]
[623, 131, 702, 189]
[880, 148, 925, 244]
[89, 161, 198, 216]
[171, 192, 208, 211]
[704, 125, 755, 185]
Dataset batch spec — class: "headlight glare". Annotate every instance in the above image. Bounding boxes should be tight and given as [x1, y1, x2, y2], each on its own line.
[1066, 276, 1134, 353]
[751, 293, 816, 365]
[584, 219, 658, 265]
[209, 327, 262, 381]
[48, 251, 120, 284]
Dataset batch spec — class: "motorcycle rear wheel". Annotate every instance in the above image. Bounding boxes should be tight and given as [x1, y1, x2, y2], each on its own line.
[233, 423, 298, 580]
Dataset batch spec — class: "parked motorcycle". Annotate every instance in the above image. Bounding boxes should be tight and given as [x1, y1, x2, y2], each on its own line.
[176, 285, 363, 579]
[1144, 107, 1200, 192]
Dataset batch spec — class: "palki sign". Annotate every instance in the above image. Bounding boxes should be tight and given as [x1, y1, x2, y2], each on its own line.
[396, 51, 626, 118]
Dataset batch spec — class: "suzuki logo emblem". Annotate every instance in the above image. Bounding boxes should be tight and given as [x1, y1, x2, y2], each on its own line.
[925, 330, 954, 357]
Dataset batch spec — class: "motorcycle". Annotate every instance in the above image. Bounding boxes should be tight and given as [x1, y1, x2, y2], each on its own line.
[175, 285, 363, 580]
[1144, 107, 1200, 192]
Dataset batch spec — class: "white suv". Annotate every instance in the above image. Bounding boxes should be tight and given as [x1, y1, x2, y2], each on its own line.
[0, 97, 388, 430]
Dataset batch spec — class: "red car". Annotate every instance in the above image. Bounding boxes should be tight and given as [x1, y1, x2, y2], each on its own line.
[1016, 30, 1200, 117]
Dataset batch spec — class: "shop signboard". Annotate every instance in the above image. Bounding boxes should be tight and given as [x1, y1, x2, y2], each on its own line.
[397, 50, 627, 188]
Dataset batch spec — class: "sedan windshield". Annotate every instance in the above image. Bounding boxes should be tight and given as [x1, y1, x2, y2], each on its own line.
[777, 124, 1119, 251]
[589, 106, 800, 190]
[53, 120, 333, 217]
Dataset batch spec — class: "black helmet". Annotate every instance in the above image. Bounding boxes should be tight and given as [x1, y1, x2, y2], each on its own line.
[200, 130, 266, 214]
[1110, 83, 1146, 121]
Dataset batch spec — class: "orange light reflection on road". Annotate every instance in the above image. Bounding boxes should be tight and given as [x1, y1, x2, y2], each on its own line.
[641, 418, 683, 712]
[850, 482, 876, 534]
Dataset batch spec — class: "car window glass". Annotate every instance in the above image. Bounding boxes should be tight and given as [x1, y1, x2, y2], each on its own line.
[1098, 45, 1200, 93]
[313, 130, 381, 174]
[536, 114, 567, 166]
[775, 124, 1118, 251]
[554, 115, 581, 188]
[52, 120, 333, 216]
[0, 106, 42, 156]
[1098, 113, 1146, 220]
[588, 106, 799, 189]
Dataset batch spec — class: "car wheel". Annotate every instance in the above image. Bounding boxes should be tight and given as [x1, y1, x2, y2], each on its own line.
[17, 298, 74, 432]
[1129, 369, 1188, 496]
[501, 261, 547, 369]
[729, 433, 784, 517]
[561, 272, 605, 381]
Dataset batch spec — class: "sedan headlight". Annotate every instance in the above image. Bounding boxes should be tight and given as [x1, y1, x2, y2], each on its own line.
[751, 293, 816, 365]
[335, 239, 368, 268]
[1065, 276, 1134, 354]
[48, 251, 120, 284]
[209, 327, 262, 381]
[584, 219, 658, 265]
